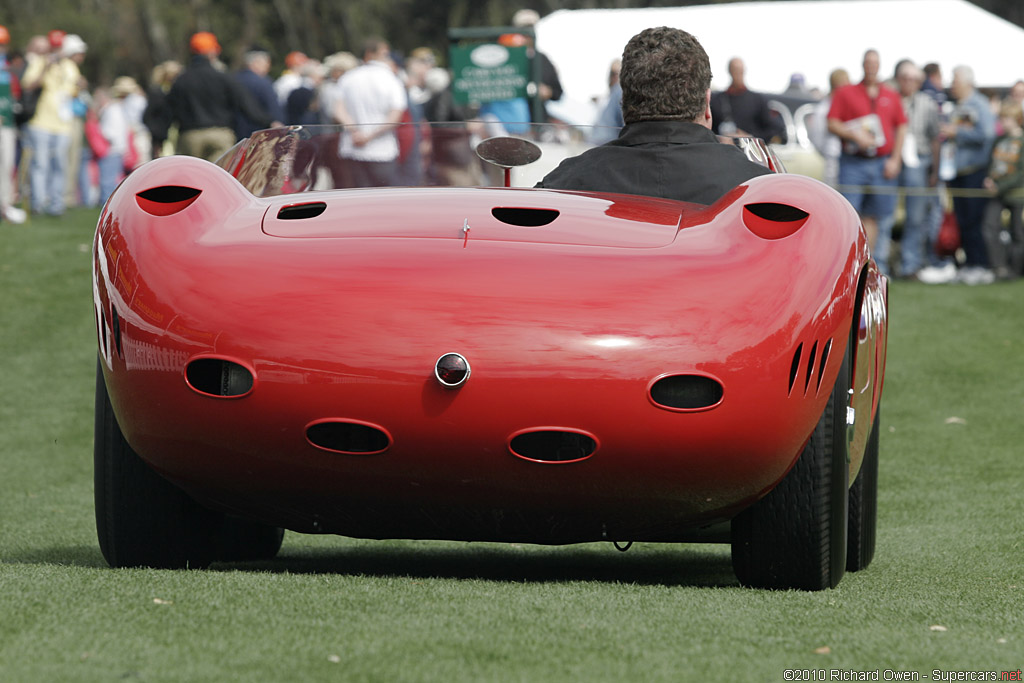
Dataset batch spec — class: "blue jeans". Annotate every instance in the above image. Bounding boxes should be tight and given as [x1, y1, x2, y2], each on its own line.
[897, 156, 936, 275]
[78, 147, 95, 207]
[949, 168, 990, 267]
[27, 126, 71, 215]
[923, 186, 948, 268]
[840, 154, 898, 275]
[839, 155, 899, 217]
[97, 152, 123, 205]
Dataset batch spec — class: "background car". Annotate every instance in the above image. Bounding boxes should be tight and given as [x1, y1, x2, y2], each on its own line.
[768, 95, 827, 181]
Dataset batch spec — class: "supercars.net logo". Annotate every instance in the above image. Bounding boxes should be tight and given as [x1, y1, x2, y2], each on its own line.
[783, 670, 1023, 682]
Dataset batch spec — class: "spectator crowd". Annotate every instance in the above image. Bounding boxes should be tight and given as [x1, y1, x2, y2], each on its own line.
[0, 13, 1021, 283]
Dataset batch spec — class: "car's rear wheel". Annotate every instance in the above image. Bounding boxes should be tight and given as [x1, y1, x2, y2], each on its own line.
[730, 341, 851, 590]
[847, 404, 879, 572]
[95, 360, 221, 569]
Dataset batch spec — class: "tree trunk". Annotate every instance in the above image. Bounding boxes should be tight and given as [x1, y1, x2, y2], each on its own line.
[271, 0, 303, 53]
[138, 0, 174, 64]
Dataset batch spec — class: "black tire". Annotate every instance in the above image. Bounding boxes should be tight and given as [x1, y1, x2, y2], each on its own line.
[94, 359, 222, 569]
[218, 517, 285, 562]
[846, 404, 879, 572]
[731, 343, 851, 590]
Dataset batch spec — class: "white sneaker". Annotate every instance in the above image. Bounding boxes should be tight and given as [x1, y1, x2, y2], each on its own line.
[916, 263, 957, 284]
[958, 266, 995, 286]
[3, 206, 26, 224]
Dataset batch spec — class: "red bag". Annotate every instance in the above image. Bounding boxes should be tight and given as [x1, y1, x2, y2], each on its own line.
[396, 108, 415, 162]
[936, 211, 961, 257]
[123, 128, 139, 172]
[84, 112, 110, 158]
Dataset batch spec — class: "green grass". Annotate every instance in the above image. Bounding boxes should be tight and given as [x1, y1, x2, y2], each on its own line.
[2, 209, 1022, 682]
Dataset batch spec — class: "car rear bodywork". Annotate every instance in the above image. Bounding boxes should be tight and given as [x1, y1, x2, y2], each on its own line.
[93, 143, 886, 545]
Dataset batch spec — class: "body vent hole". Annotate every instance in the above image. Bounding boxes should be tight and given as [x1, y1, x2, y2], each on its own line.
[742, 203, 810, 239]
[789, 343, 803, 395]
[744, 203, 809, 222]
[278, 202, 327, 220]
[138, 186, 201, 203]
[135, 186, 202, 216]
[99, 310, 108, 357]
[307, 422, 390, 455]
[185, 359, 254, 398]
[492, 207, 559, 227]
[804, 341, 819, 394]
[510, 431, 597, 463]
[111, 308, 123, 358]
[650, 375, 724, 410]
[816, 338, 833, 392]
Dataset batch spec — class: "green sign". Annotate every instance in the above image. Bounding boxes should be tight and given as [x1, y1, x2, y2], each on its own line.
[449, 43, 530, 106]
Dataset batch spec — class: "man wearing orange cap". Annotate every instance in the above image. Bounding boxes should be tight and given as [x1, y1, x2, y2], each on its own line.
[274, 51, 308, 108]
[0, 25, 26, 222]
[168, 31, 277, 161]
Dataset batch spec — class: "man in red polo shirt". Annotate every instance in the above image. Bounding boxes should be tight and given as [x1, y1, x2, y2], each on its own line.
[828, 49, 907, 275]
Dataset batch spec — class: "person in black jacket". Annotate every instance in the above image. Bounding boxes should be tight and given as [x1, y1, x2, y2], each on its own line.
[512, 9, 562, 124]
[142, 60, 182, 158]
[710, 57, 785, 141]
[535, 26, 772, 205]
[167, 32, 276, 162]
[234, 49, 284, 139]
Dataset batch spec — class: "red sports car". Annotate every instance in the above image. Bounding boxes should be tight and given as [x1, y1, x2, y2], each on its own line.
[92, 123, 886, 590]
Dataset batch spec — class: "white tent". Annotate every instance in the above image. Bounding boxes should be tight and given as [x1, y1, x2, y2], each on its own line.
[536, 0, 1024, 121]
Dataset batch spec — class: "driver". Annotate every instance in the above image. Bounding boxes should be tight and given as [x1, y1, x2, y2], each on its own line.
[535, 26, 772, 205]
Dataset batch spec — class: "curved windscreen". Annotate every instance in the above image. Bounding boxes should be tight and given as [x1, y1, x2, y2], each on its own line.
[214, 122, 781, 198]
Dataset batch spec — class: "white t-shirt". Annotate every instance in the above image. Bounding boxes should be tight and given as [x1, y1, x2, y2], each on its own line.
[337, 60, 407, 162]
[273, 72, 303, 108]
[100, 100, 131, 156]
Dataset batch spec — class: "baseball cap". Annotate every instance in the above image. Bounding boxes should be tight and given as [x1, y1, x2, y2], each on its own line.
[190, 31, 220, 54]
[48, 29, 66, 49]
[61, 34, 87, 57]
[285, 51, 308, 69]
[512, 9, 540, 27]
[498, 33, 527, 48]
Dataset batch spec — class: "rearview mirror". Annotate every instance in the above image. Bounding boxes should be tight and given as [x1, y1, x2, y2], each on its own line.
[476, 137, 543, 187]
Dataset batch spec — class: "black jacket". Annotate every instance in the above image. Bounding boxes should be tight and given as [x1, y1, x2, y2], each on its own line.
[536, 120, 773, 205]
[168, 56, 273, 133]
[710, 88, 784, 140]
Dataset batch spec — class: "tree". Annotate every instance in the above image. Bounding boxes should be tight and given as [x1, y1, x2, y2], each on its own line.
[0, 0, 1020, 89]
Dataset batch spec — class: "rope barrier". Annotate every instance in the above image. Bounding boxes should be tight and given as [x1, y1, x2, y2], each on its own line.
[831, 184, 995, 198]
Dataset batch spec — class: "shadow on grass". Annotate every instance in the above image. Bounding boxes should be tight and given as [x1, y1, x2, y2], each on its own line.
[5, 542, 738, 587]
[218, 542, 740, 587]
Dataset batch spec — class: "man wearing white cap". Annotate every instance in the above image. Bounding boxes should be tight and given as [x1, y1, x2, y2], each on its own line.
[511, 9, 562, 122]
[21, 31, 86, 216]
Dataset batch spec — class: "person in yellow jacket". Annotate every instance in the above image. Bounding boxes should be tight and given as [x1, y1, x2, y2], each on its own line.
[21, 31, 86, 216]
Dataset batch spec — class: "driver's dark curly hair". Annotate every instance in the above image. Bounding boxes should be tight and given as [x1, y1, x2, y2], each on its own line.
[620, 26, 712, 124]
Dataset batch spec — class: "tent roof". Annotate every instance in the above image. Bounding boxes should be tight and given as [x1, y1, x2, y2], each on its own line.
[536, 0, 1023, 109]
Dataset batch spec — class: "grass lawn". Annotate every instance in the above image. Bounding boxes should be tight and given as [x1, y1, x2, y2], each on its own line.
[1, 209, 1021, 682]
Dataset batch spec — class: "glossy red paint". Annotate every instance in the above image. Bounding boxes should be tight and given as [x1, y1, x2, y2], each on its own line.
[93, 154, 886, 542]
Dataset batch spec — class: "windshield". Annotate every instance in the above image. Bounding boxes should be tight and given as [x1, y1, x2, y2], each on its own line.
[214, 122, 781, 198]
